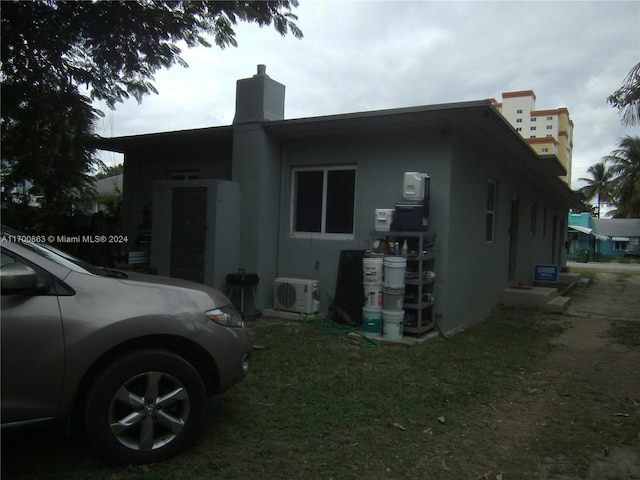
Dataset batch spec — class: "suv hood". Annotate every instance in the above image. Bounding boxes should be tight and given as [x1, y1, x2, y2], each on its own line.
[116, 271, 230, 304]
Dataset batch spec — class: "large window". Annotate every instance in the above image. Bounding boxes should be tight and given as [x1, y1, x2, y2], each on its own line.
[485, 180, 497, 242]
[291, 166, 356, 239]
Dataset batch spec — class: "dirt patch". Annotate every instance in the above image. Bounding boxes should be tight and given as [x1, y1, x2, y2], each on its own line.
[525, 271, 640, 479]
[566, 271, 640, 321]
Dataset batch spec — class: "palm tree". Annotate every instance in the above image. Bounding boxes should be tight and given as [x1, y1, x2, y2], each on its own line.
[605, 136, 640, 218]
[607, 62, 640, 126]
[578, 161, 613, 218]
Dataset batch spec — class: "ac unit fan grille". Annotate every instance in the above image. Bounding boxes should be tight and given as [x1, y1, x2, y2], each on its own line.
[276, 282, 297, 308]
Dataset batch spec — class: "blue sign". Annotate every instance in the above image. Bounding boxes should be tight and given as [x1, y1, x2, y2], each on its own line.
[535, 264, 559, 283]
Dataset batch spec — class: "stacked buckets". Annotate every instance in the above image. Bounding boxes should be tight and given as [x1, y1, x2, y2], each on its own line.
[362, 256, 383, 337]
[362, 254, 407, 340]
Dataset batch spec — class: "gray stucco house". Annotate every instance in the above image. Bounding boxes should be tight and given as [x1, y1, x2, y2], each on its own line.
[95, 65, 582, 336]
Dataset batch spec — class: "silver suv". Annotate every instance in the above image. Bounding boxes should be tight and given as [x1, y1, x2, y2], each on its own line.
[1, 227, 251, 464]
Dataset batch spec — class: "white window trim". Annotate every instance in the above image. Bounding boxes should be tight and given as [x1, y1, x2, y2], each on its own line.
[290, 165, 356, 240]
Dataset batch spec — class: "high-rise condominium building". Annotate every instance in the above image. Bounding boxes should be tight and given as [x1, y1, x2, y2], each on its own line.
[490, 90, 573, 185]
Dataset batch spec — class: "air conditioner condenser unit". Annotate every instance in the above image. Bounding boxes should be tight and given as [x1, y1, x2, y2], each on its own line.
[273, 277, 320, 314]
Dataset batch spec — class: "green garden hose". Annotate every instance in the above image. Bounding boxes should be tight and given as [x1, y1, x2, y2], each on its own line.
[299, 314, 380, 350]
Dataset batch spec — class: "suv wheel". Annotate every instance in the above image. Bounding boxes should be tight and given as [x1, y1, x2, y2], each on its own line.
[85, 349, 208, 464]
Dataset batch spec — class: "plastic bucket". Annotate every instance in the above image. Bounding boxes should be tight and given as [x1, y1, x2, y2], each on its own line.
[382, 310, 404, 340]
[362, 307, 382, 337]
[383, 287, 405, 311]
[363, 282, 383, 309]
[383, 257, 407, 288]
[363, 256, 384, 283]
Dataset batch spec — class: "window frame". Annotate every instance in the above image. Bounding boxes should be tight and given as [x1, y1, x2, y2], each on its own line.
[614, 240, 627, 251]
[485, 180, 497, 243]
[290, 165, 357, 240]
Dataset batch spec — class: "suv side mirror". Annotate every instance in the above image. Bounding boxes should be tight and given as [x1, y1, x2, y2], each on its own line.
[1, 263, 38, 292]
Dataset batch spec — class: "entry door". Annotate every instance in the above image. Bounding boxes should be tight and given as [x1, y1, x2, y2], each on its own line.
[170, 187, 207, 283]
[508, 198, 519, 282]
[552, 215, 560, 264]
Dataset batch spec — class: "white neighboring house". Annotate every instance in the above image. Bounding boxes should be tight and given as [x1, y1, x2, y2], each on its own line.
[0, 178, 43, 207]
[91, 174, 122, 213]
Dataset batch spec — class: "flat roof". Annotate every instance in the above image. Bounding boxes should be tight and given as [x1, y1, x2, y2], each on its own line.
[90, 99, 583, 209]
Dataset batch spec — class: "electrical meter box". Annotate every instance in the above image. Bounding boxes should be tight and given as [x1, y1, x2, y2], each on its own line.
[374, 209, 395, 231]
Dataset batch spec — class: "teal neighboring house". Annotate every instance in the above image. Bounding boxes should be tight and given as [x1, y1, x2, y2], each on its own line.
[594, 218, 640, 257]
[568, 212, 640, 259]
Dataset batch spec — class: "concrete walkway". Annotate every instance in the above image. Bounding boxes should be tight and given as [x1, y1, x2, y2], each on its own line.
[567, 260, 640, 272]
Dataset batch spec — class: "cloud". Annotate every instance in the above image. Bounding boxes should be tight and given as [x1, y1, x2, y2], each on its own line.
[95, 0, 640, 191]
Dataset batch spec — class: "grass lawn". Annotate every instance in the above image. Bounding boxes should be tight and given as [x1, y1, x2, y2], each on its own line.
[3, 304, 638, 479]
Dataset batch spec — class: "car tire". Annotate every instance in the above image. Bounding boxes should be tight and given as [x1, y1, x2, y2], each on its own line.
[84, 349, 208, 465]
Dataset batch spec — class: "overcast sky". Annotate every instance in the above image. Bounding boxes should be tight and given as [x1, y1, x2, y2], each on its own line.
[95, 0, 640, 192]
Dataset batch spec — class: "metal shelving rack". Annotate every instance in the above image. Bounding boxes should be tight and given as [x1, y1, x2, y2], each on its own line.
[370, 231, 436, 335]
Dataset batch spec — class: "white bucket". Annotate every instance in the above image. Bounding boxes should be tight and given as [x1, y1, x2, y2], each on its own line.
[363, 256, 383, 283]
[383, 256, 407, 288]
[383, 287, 405, 311]
[363, 283, 383, 309]
[382, 309, 404, 340]
[362, 307, 382, 337]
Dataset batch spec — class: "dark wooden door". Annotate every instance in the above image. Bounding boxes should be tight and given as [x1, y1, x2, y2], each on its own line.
[170, 187, 207, 283]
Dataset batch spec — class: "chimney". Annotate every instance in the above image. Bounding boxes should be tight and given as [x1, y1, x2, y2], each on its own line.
[233, 65, 285, 124]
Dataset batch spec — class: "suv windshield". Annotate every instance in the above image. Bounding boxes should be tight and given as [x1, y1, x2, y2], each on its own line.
[1, 226, 114, 276]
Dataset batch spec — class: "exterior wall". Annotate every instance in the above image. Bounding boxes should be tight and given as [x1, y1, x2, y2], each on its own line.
[597, 240, 623, 258]
[498, 91, 573, 184]
[121, 140, 232, 254]
[229, 65, 286, 308]
[439, 134, 508, 334]
[276, 127, 453, 321]
[150, 179, 241, 291]
[440, 132, 568, 334]
[106, 69, 580, 337]
[231, 125, 282, 308]
[498, 91, 536, 120]
[555, 109, 573, 184]
[234, 65, 285, 124]
[569, 215, 640, 259]
[528, 137, 559, 157]
[567, 213, 596, 259]
[273, 124, 570, 336]
[569, 212, 591, 229]
[115, 113, 572, 336]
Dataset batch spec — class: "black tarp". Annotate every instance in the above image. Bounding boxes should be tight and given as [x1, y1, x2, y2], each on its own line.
[331, 250, 365, 326]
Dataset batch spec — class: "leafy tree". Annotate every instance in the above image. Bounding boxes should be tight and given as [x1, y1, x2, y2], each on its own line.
[607, 62, 640, 126]
[1, 0, 302, 233]
[578, 161, 613, 218]
[605, 136, 640, 218]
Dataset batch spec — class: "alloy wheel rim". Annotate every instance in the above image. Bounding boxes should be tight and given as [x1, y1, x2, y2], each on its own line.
[107, 371, 190, 451]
